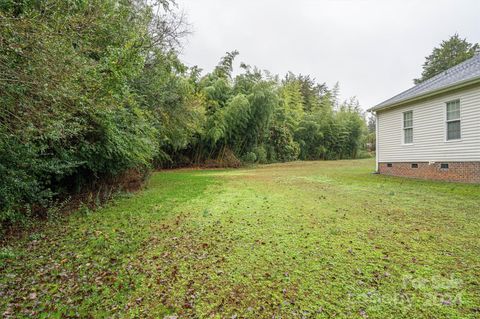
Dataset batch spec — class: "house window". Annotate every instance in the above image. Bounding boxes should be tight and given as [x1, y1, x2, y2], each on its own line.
[411, 163, 418, 168]
[387, 163, 393, 168]
[446, 100, 461, 140]
[440, 163, 449, 169]
[403, 111, 413, 144]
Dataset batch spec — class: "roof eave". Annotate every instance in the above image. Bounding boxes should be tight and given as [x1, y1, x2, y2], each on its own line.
[368, 76, 480, 113]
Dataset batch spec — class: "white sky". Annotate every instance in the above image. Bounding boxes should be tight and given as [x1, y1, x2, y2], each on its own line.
[178, 0, 480, 110]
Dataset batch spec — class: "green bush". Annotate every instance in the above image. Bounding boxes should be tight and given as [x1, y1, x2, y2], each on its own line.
[242, 152, 257, 164]
[0, 0, 161, 225]
[254, 146, 268, 164]
[268, 125, 300, 162]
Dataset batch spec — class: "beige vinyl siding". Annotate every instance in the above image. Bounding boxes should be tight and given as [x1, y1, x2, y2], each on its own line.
[377, 85, 480, 162]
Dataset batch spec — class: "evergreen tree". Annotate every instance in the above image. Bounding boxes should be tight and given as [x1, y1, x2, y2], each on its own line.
[414, 34, 479, 84]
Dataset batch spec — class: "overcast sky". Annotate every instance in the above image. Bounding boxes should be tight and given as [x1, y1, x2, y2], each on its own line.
[177, 0, 479, 110]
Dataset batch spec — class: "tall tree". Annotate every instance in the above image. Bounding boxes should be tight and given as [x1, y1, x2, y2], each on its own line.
[414, 34, 479, 84]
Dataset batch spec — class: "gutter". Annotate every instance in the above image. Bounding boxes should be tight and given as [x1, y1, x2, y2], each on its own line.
[368, 76, 480, 113]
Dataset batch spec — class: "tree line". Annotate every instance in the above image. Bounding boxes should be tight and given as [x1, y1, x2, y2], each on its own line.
[0, 0, 369, 227]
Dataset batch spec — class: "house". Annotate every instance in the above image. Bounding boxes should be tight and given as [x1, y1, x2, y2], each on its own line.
[369, 54, 480, 183]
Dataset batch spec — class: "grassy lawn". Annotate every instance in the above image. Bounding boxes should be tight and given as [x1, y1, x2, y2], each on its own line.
[1, 159, 480, 318]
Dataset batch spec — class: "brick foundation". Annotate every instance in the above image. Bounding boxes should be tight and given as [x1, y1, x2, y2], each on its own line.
[378, 162, 480, 183]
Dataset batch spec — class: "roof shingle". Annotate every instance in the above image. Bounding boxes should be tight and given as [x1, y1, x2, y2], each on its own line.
[371, 54, 480, 111]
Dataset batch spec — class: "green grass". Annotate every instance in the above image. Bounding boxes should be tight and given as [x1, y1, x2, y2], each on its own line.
[1, 159, 480, 318]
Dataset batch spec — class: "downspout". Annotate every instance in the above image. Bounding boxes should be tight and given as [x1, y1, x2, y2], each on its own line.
[375, 112, 379, 173]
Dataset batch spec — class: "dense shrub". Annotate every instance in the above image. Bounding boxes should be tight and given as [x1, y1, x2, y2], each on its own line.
[0, 0, 169, 225]
[253, 146, 268, 164]
[268, 125, 300, 162]
[242, 152, 257, 164]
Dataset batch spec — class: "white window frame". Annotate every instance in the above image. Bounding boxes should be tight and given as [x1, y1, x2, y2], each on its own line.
[445, 99, 461, 142]
[402, 110, 413, 145]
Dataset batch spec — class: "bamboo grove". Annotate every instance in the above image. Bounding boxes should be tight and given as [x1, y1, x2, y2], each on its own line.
[0, 0, 370, 225]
